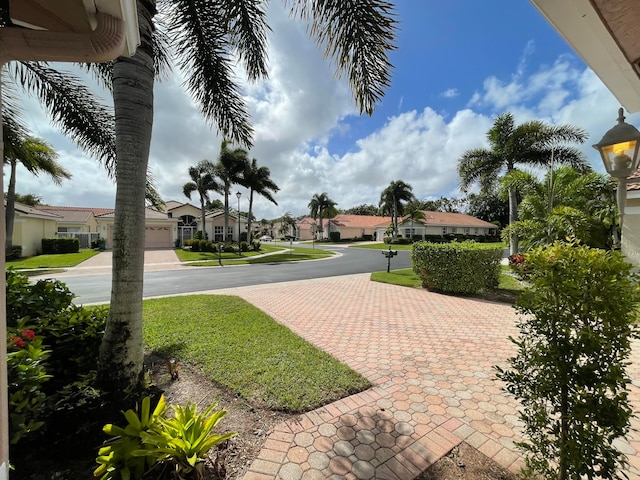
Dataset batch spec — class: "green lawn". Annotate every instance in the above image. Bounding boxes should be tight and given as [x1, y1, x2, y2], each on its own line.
[353, 241, 506, 251]
[182, 246, 334, 266]
[143, 295, 368, 412]
[173, 244, 284, 262]
[6, 249, 100, 269]
[371, 266, 526, 297]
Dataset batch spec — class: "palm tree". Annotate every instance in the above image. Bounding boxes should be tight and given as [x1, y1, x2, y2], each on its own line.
[215, 140, 250, 242]
[379, 180, 415, 236]
[308, 192, 337, 240]
[458, 112, 588, 255]
[183, 159, 220, 239]
[97, 0, 397, 393]
[403, 201, 426, 240]
[243, 158, 279, 243]
[502, 166, 613, 250]
[4, 124, 71, 255]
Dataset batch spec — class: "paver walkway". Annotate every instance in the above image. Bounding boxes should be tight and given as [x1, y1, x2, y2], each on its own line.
[209, 274, 640, 480]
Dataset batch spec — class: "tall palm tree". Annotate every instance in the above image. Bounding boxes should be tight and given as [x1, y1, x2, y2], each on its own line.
[215, 140, 250, 242]
[403, 201, 426, 240]
[183, 159, 220, 239]
[97, 0, 397, 393]
[458, 112, 588, 255]
[243, 158, 279, 243]
[4, 123, 71, 255]
[308, 192, 337, 240]
[379, 180, 415, 236]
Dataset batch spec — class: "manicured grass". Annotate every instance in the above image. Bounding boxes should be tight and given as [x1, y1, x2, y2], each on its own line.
[173, 244, 284, 262]
[370, 269, 421, 288]
[143, 295, 369, 412]
[184, 246, 334, 266]
[6, 249, 100, 269]
[371, 266, 526, 295]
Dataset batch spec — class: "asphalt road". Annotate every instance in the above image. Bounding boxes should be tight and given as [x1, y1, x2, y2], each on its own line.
[58, 245, 413, 304]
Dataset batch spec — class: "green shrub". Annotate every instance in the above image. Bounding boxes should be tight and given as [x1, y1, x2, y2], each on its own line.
[412, 241, 502, 294]
[41, 238, 79, 254]
[329, 231, 340, 242]
[6, 245, 22, 260]
[251, 240, 261, 251]
[7, 324, 51, 443]
[390, 237, 411, 245]
[6, 270, 75, 328]
[497, 241, 639, 479]
[240, 241, 249, 252]
[185, 239, 199, 252]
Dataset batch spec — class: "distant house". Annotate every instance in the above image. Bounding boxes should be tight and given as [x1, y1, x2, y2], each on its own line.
[10, 202, 61, 256]
[374, 211, 498, 240]
[96, 207, 179, 249]
[296, 217, 319, 240]
[163, 201, 201, 246]
[328, 214, 392, 240]
[203, 209, 248, 242]
[38, 206, 112, 248]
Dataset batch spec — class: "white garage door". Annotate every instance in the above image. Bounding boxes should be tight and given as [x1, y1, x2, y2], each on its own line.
[145, 225, 172, 248]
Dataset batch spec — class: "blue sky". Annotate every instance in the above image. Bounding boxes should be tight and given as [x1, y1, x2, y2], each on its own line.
[17, 0, 640, 219]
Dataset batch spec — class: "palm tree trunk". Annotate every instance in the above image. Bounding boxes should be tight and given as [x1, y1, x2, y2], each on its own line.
[200, 198, 206, 240]
[319, 208, 324, 239]
[248, 190, 254, 243]
[508, 186, 519, 255]
[223, 184, 229, 241]
[5, 159, 17, 255]
[97, 0, 155, 394]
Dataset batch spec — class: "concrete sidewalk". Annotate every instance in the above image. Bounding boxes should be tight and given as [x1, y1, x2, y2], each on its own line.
[207, 275, 640, 480]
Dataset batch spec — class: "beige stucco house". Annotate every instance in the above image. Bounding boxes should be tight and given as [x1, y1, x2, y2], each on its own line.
[11, 203, 60, 256]
[97, 207, 180, 249]
[373, 212, 497, 241]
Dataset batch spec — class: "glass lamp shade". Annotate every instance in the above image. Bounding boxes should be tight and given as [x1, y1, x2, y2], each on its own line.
[593, 108, 640, 179]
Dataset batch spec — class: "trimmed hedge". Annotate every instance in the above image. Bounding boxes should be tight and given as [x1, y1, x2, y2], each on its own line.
[412, 241, 503, 294]
[329, 231, 341, 242]
[41, 238, 79, 254]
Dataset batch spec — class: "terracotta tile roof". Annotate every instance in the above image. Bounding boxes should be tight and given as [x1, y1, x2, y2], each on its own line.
[627, 169, 640, 191]
[40, 205, 115, 217]
[96, 207, 174, 220]
[412, 211, 497, 228]
[35, 207, 93, 223]
[13, 202, 61, 219]
[331, 214, 393, 228]
[164, 200, 198, 211]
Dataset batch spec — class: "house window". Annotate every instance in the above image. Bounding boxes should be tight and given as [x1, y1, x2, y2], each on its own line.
[451, 227, 457, 234]
[227, 226, 234, 240]
[214, 226, 223, 242]
[442, 227, 447, 235]
[464, 228, 470, 234]
[475, 228, 479, 235]
[404, 228, 415, 238]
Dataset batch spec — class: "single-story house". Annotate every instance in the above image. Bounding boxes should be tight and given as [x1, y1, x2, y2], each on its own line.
[529, 0, 640, 264]
[10, 202, 61, 257]
[203, 209, 248, 242]
[328, 214, 392, 240]
[296, 217, 319, 240]
[38, 206, 112, 248]
[384, 211, 498, 240]
[96, 207, 180, 249]
[163, 200, 201, 246]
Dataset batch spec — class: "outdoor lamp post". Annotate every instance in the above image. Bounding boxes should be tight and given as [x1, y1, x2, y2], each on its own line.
[236, 191, 242, 256]
[593, 108, 640, 228]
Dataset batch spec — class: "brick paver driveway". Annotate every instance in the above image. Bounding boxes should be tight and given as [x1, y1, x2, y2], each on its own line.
[212, 274, 640, 480]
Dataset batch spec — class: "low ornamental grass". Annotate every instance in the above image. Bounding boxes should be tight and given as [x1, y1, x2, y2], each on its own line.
[143, 295, 369, 412]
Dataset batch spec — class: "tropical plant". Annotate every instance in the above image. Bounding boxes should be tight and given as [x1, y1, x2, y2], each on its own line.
[457, 112, 588, 255]
[342, 204, 380, 216]
[243, 158, 279, 243]
[4, 126, 70, 255]
[501, 166, 614, 250]
[497, 241, 639, 480]
[12, 193, 42, 206]
[214, 140, 249, 242]
[279, 212, 297, 239]
[138, 402, 236, 479]
[308, 192, 337, 240]
[379, 180, 415, 236]
[94, 395, 167, 480]
[183, 159, 220, 240]
[403, 201, 426, 239]
[97, 0, 397, 394]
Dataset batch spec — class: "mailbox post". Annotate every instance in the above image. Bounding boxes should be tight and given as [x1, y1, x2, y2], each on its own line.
[382, 244, 398, 273]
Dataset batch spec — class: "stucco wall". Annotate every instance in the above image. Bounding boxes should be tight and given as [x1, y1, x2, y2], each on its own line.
[13, 217, 58, 256]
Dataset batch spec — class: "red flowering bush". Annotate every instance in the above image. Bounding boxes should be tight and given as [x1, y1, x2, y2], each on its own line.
[7, 323, 51, 443]
[508, 253, 531, 280]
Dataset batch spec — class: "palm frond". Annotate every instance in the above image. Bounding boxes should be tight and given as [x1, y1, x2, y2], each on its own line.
[166, 0, 254, 147]
[10, 62, 116, 169]
[288, 0, 397, 115]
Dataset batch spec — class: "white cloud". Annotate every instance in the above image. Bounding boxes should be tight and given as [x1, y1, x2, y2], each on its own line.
[12, 11, 640, 222]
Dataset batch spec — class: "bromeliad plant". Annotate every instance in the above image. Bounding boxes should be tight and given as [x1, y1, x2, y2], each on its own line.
[138, 402, 237, 479]
[94, 395, 167, 480]
[95, 395, 236, 480]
